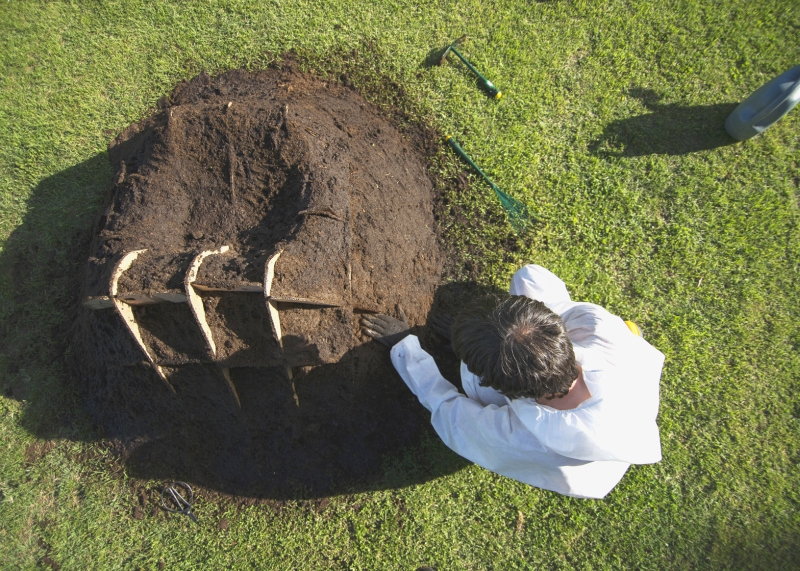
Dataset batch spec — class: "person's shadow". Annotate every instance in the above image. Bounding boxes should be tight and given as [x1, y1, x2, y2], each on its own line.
[0, 153, 506, 500]
[78, 281, 503, 500]
[589, 88, 738, 157]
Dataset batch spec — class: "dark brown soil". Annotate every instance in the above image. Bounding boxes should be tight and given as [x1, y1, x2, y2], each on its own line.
[134, 302, 210, 364]
[71, 65, 450, 497]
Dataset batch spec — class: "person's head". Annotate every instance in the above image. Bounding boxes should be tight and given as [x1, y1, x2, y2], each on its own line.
[451, 294, 578, 400]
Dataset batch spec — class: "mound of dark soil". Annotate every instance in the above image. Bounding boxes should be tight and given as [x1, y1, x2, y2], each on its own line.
[71, 65, 449, 497]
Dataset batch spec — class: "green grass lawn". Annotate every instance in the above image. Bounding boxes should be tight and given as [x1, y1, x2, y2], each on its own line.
[1, 0, 799, 569]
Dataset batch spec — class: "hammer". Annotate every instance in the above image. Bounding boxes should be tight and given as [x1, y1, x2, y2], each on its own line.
[439, 35, 503, 99]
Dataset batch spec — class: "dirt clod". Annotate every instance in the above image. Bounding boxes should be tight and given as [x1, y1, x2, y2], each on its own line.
[71, 64, 444, 498]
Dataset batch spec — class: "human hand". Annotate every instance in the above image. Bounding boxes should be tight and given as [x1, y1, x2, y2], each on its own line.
[429, 313, 454, 341]
[360, 308, 411, 348]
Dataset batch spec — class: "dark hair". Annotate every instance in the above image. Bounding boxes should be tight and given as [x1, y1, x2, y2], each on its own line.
[451, 294, 578, 400]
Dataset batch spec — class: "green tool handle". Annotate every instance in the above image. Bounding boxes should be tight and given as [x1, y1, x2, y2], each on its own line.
[450, 46, 502, 99]
[446, 136, 500, 193]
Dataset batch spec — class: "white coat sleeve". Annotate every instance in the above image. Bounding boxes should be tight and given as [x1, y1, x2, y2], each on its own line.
[390, 336, 547, 469]
[509, 264, 573, 314]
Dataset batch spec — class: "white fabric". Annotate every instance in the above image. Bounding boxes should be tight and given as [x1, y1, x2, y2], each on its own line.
[390, 264, 665, 499]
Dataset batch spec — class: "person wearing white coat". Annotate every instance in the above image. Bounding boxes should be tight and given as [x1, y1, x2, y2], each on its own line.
[361, 264, 665, 499]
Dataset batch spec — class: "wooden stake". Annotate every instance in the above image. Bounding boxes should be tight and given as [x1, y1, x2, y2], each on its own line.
[191, 283, 262, 293]
[153, 292, 189, 303]
[83, 292, 188, 309]
[269, 296, 339, 307]
[110, 250, 173, 391]
[264, 249, 282, 297]
[83, 296, 114, 310]
[184, 246, 230, 358]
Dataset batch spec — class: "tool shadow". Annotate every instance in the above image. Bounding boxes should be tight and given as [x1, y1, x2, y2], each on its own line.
[589, 88, 738, 157]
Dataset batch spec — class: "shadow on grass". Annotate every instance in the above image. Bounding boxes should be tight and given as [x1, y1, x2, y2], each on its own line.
[422, 44, 448, 69]
[589, 88, 738, 157]
[709, 527, 800, 571]
[0, 154, 488, 500]
[0, 153, 112, 439]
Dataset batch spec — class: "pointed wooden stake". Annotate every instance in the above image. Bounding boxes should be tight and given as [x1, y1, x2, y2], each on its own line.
[185, 246, 230, 357]
[110, 250, 173, 392]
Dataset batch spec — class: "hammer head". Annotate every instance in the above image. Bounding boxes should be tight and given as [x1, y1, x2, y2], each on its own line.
[438, 45, 453, 66]
[438, 35, 468, 65]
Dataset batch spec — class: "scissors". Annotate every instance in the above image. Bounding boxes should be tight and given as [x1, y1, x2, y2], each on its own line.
[160, 481, 198, 523]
